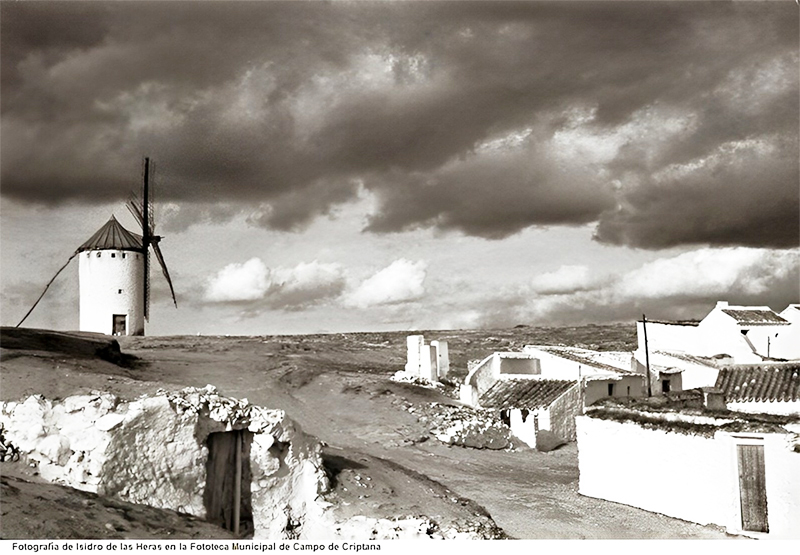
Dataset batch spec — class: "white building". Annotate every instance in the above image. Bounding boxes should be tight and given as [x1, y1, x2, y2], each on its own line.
[633, 350, 723, 395]
[636, 301, 797, 370]
[459, 346, 644, 445]
[78, 216, 145, 336]
[578, 401, 800, 539]
[773, 305, 800, 360]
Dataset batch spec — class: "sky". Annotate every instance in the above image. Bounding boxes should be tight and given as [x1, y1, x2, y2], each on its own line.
[1, 0, 798, 336]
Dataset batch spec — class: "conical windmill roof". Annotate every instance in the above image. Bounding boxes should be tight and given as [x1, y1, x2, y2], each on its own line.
[77, 215, 143, 253]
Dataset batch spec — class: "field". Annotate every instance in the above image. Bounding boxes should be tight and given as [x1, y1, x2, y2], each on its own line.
[0, 324, 733, 539]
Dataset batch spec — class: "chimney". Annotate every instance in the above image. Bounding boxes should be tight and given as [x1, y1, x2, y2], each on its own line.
[701, 387, 727, 411]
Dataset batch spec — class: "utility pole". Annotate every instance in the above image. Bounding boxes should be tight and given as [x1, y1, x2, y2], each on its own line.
[642, 314, 652, 397]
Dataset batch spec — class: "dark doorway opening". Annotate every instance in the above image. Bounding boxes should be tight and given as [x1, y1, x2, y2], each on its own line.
[204, 430, 254, 537]
[112, 314, 126, 336]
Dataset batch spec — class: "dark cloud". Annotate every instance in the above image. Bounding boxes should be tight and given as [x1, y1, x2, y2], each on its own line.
[1, 1, 797, 248]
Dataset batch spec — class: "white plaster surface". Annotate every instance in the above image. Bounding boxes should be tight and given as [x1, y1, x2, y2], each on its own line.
[727, 400, 800, 416]
[79, 249, 145, 335]
[430, 340, 449, 379]
[577, 415, 800, 538]
[405, 335, 425, 375]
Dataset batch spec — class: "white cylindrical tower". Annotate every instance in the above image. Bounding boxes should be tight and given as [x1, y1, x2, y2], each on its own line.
[77, 216, 146, 336]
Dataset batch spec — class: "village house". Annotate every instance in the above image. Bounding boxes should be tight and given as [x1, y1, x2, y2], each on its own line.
[577, 395, 800, 539]
[715, 364, 800, 416]
[636, 301, 796, 367]
[459, 346, 644, 446]
[633, 350, 723, 395]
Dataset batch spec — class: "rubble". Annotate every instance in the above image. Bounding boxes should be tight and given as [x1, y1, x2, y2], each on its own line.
[416, 403, 512, 450]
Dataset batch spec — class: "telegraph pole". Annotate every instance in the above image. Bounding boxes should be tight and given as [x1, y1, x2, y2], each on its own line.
[642, 314, 652, 397]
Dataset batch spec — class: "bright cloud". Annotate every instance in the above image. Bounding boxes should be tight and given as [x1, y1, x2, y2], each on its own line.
[205, 258, 346, 310]
[476, 247, 800, 327]
[616, 248, 795, 299]
[345, 259, 427, 309]
[529, 265, 602, 295]
[205, 258, 269, 302]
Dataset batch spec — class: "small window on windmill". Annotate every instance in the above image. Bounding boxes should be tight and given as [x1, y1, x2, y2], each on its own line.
[97, 252, 101, 258]
[118, 289, 123, 294]
[86, 253, 90, 258]
[122, 253, 127, 259]
[111, 253, 116, 258]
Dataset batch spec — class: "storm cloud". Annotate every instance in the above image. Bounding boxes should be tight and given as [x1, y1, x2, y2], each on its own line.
[2, 1, 797, 249]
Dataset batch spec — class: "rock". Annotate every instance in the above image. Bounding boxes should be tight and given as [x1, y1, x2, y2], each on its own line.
[36, 434, 72, 465]
[95, 414, 125, 431]
[535, 429, 567, 452]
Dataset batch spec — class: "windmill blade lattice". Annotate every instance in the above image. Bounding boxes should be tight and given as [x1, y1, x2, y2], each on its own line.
[152, 240, 178, 308]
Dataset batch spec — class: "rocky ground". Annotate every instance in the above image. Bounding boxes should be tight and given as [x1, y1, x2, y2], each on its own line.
[0, 325, 734, 540]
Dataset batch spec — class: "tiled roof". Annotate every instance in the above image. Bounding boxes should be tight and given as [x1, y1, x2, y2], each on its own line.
[479, 378, 576, 410]
[715, 365, 800, 403]
[721, 309, 788, 326]
[78, 216, 143, 252]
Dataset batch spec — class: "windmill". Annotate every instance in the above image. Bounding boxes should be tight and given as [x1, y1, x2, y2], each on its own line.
[16, 157, 177, 336]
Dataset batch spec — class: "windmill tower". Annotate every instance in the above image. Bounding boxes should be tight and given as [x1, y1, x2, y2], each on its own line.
[17, 158, 177, 336]
[77, 216, 147, 335]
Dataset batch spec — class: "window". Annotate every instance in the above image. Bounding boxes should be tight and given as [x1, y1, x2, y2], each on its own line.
[607, 383, 615, 397]
[662, 379, 671, 393]
[626, 386, 631, 396]
[122, 253, 126, 259]
[96, 252, 101, 257]
[86, 253, 90, 258]
[118, 289, 123, 294]
[111, 253, 116, 258]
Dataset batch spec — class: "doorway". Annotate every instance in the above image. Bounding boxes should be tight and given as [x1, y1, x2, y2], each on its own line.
[112, 314, 127, 336]
[204, 430, 254, 536]
[737, 443, 769, 533]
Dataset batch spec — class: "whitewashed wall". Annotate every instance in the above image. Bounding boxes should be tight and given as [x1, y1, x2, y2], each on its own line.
[79, 249, 144, 336]
[727, 400, 800, 416]
[583, 375, 644, 407]
[0, 388, 331, 539]
[774, 306, 800, 360]
[577, 415, 800, 538]
[636, 321, 698, 355]
[430, 340, 449, 379]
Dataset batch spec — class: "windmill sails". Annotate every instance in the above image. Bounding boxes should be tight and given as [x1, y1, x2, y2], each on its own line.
[127, 157, 178, 315]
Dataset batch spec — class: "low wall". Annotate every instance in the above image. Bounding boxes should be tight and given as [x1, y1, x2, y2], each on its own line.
[577, 415, 800, 538]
